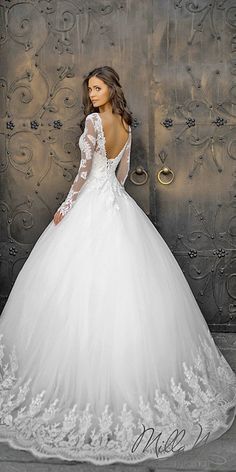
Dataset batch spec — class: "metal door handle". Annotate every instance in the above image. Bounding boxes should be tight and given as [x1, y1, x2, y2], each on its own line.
[130, 166, 149, 185]
[157, 166, 174, 185]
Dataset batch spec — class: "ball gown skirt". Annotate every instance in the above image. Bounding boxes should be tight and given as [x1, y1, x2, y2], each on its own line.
[0, 182, 235, 465]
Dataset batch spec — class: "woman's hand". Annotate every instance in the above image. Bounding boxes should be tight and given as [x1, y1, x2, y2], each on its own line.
[53, 210, 64, 225]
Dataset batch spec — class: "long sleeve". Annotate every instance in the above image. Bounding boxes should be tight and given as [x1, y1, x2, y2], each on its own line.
[116, 128, 132, 187]
[57, 115, 96, 217]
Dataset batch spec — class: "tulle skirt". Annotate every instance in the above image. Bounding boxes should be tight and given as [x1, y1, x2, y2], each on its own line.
[0, 181, 235, 465]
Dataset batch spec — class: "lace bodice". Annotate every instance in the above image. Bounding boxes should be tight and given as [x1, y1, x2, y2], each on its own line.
[57, 113, 132, 217]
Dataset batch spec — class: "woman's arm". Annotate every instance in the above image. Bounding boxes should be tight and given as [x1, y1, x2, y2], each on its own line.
[55, 115, 96, 221]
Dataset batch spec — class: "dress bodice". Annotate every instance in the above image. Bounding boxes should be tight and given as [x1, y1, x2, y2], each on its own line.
[79, 113, 131, 181]
[57, 112, 132, 217]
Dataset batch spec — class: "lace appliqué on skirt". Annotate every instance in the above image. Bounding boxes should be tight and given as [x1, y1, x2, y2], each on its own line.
[0, 331, 235, 465]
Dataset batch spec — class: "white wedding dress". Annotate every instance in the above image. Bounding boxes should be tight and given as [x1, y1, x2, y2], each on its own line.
[0, 112, 235, 466]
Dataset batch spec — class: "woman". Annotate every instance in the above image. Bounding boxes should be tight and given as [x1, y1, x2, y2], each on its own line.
[0, 65, 235, 466]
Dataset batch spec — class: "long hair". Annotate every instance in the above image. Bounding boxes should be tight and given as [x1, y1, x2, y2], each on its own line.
[79, 66, 133, 133]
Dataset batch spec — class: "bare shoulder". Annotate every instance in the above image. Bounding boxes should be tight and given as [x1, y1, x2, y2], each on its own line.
[105, 113, 129, 133]
[121, 116, 129, 133]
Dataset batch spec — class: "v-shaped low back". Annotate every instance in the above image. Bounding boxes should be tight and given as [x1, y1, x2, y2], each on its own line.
[96, 113, 130, 161]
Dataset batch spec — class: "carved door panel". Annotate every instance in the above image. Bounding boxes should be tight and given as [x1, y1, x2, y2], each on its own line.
[149, 1, 236, 331]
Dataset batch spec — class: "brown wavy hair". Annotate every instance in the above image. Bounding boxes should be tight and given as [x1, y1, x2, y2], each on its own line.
[79, 66, 133, 133]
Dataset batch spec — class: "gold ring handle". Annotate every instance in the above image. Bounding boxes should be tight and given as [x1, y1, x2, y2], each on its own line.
[157, 166, 174, 185]
[130, 166, 149, 185]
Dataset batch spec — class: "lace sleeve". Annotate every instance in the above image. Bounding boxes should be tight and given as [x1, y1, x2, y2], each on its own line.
[57, 115, 96, 217]
[116, 128, 132, 187]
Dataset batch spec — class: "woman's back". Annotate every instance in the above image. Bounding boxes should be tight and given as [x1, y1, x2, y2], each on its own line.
[98, 113, 129, 160]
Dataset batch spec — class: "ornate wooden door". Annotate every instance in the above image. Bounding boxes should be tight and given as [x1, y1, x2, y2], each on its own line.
[146, 1, 236, 332]
[0, 1, 235, 332]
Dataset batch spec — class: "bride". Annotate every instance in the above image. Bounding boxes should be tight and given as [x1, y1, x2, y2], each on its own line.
[0, 65, 235, 466]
